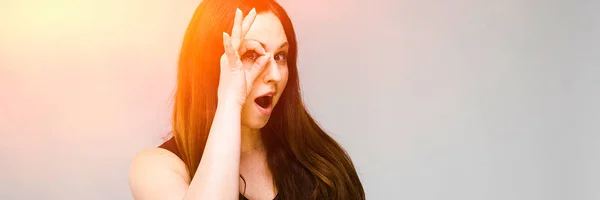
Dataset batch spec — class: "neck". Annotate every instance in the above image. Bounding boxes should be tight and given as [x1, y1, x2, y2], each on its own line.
[240, 125, 264, 156]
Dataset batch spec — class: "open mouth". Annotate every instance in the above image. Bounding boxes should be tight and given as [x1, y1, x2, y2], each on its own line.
[254, 95, 273, 109]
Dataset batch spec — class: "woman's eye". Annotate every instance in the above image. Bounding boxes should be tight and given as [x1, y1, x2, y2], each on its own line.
[274, 52, 288, 62]
[242, 51, 259, 61]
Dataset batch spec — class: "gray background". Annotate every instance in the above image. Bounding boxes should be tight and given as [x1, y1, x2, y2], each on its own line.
[0, 0, 598, 199]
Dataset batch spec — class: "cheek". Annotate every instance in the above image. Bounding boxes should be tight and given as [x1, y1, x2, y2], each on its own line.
[279, 67, 289, 90]
[275, 67, 289, 102]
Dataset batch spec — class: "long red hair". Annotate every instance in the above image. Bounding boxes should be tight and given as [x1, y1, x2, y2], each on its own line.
[171, 0, 365, 199]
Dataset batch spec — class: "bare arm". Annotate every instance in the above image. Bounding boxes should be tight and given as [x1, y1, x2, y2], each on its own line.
[128, 103, 243, 200]
[129, 7, 269, 200]
[183, 102, 242, 200]
[184, 6, 268, 198]
[129, 148, 190, 200]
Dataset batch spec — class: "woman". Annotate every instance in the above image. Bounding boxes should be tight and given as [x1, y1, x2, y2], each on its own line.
[129, 0, 365, 199]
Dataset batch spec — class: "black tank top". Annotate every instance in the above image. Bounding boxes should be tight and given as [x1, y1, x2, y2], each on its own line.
[158, 138, 280, 200]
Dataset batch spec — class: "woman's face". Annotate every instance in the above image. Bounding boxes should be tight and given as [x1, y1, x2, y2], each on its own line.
[240, 12, 290, 129]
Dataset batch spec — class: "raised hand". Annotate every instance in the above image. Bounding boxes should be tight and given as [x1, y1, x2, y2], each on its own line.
[218, 8, 271, 107]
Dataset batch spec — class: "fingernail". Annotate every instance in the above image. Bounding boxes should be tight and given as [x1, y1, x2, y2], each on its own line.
[250, 8, 256, 14]
[236, 8, 241, 13]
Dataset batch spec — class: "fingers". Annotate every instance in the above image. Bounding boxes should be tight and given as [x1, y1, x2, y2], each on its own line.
[231, 8, 257, 50]
[246, 53, 271, 80]
[222, 32, 240, 71]
[231, 8, 243, 50]
[238, 40, 266, 56]
[223, 8, 259, 72]
[241, 8, 257, 39]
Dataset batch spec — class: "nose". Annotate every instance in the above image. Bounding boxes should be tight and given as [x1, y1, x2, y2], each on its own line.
[262, 55, 281, 84]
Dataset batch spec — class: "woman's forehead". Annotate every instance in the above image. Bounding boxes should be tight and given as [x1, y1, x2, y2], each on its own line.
[244, 12, 288, 51]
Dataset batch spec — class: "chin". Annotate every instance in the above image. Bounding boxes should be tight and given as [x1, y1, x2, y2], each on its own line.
[241, 104, 272, 129]
[241, 116, 270, 129]
[241, 92, 279, 130]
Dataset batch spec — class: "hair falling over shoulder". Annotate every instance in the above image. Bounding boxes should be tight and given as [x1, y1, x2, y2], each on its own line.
[170, 0, 365, 199]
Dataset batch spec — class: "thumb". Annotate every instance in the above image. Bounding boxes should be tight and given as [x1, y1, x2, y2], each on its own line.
[246, 53, 271, 81]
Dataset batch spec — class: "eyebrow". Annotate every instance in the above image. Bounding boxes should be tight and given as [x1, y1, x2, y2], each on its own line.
[246, 39, 289, 51]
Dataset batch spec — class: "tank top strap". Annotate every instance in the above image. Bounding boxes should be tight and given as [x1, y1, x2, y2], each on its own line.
[158, 137, 183, 160]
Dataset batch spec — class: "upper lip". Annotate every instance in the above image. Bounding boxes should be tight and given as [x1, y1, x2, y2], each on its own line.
[257, 90, 275, 98]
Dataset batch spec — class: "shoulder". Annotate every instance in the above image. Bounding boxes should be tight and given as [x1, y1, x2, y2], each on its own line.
[129, 148, 190, 200]
[130, 148, 188, 177]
